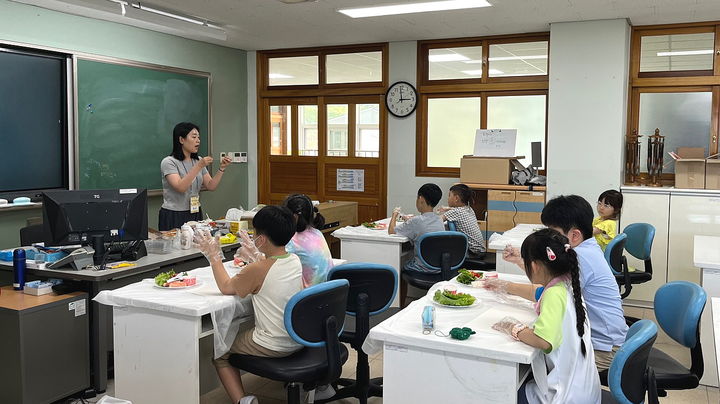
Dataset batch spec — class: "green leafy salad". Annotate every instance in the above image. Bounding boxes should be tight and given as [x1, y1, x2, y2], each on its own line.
[433, 289, 476, 306]
[154, 270, 177, 286]
[456, 269, 483, 285]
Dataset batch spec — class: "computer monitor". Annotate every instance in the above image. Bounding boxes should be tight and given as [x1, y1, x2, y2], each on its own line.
[42, 189, 148, 247]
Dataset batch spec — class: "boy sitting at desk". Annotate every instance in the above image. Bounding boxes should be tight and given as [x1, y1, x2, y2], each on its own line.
[195, 205, 303, 404]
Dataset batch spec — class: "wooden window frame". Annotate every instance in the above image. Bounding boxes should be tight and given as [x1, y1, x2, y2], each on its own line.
[416, 33, 550, 177]
[627, 22, 720, 185]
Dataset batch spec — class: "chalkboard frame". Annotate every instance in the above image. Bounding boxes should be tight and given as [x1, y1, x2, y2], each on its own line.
[72, 54, 212, 194]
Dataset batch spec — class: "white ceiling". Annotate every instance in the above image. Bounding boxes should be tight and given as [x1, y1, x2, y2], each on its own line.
[34, 0, 720, 50]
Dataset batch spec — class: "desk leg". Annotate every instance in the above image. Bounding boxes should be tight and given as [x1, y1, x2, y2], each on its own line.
[89, 282, 109, 393]
[113, 306, 201, 404]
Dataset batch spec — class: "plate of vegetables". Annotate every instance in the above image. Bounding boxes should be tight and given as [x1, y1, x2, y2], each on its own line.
[153, 270, 201, 289]
[432, 288, 478, 308]
[455, 269, 484, 285]
[362, 222, 387, 230]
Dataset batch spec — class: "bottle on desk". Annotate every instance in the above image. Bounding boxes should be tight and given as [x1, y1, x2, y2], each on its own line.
[180, 224, 194, 250]
[13, 249, 26, 290]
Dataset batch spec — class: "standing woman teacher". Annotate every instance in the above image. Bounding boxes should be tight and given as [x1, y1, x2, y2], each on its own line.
[158, 122, 231, 231]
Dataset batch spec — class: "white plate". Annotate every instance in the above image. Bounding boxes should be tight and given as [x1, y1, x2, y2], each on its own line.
[153, 280, 203, 290]
[431, 298, 481, 308]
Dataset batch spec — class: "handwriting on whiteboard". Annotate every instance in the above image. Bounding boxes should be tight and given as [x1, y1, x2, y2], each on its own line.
[473, 129, 517, 157]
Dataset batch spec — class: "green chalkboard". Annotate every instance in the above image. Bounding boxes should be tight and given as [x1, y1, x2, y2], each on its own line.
[77, 58, 209, 190]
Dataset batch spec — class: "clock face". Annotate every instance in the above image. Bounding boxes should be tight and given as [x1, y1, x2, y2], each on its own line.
[385, 81, 418, 118]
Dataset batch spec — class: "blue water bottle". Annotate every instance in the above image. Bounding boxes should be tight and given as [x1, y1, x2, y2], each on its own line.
[13, 249, 26, 290]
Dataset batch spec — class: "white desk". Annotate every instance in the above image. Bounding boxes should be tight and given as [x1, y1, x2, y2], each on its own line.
[694, 235, 720, 387]
[333, 218, 411, 307]
[712, 298, 720, 387]
[488, 224, 542, 275]
[363, 273, 540, 403]
[95, 263, 253, 404]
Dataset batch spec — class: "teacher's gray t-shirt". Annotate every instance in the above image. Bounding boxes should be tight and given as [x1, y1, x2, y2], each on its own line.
[160, 156, 208, 211]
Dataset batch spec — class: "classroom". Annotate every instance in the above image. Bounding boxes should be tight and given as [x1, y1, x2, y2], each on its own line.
[1, 0, 720, 403]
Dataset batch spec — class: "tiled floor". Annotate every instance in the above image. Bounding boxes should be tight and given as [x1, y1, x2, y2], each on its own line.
[96, 304, 718, 403]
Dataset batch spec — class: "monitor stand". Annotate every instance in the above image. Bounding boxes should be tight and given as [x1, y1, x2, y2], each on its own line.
[91, 235, 106, 266]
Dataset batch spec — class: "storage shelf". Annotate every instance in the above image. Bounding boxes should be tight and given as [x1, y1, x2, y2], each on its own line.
[462, 183, 547, 192]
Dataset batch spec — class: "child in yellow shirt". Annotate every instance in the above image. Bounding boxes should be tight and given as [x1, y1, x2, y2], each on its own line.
[593, 190, 623, 251]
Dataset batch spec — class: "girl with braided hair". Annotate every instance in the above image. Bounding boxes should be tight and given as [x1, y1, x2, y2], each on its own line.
[283, 194, 334, 287]
[491, 228, 600, 403]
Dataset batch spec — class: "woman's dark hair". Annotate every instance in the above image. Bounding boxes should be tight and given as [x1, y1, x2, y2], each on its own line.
[541, 195, 594, 241]
[171, 122, 200, 161]
[252, 205, 295, 246]
[283, 194, 325, 232]
[521, 228, 587, 357]
[598, 189, 623, 219]
[418, 183, 442, 207]
[449, 184, 473, 205]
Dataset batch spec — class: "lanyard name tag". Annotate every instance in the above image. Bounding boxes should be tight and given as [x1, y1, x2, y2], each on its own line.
[190, 195, 200, 213]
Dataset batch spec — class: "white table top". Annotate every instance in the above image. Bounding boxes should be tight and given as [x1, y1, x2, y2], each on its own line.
[694, 235, 720, 270]
[363, 272, 539, 364]
[488, 224, 544, 250]
[332, 218, 409, 243]
[713, 298, 720, 384]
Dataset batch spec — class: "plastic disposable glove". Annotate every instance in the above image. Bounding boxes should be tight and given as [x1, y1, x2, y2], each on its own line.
[502, 245, 524, 266]
[234, 230, 265, 264]
[483, 278, 510, 294]
[492, 316, 525, 337]
[193, 229, 224, 264]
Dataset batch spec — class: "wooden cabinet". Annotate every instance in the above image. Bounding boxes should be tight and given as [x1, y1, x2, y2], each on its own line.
[317, 201, 358, 258]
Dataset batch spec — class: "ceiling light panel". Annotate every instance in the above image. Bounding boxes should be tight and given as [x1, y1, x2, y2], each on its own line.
[338, 0, 491, 18]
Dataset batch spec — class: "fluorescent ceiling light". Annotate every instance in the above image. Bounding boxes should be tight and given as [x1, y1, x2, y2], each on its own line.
[269, 73, 294, 79]
[130, 3, 221, 29]
[461, 70, 483, 75]
[429, 53, 469, 62]
[339, 0, 491, 18]
[488, 55, 548, 61]
[657, 50, 713, 57]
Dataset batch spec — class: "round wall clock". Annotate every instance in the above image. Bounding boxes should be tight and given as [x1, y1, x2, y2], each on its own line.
[385, 81, 418, 118]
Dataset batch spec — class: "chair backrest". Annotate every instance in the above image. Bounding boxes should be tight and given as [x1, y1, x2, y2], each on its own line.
[284, 279, 349, 348]
[604, 233, 628, 276]
[415, 231, 467, 277]
[654, 281, 706, 349]
[623, 223, 655, 261]
[327, 263, 397, 316]
[447, 221, 457, 232]
[20, 224, 44, 247]
[609, 320, 658, 404]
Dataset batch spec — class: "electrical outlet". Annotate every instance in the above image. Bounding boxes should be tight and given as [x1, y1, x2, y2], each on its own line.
[220, 152, 247, 163]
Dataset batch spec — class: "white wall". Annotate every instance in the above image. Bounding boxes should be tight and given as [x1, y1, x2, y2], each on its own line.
[546, 19, 630, 204]
[387, 41, 458, 215]
[247, 50, 258, 208]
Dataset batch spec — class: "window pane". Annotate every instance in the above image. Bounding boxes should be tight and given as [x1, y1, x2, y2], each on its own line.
[327, 51, 382, 84]
[298, 105, 318, 156]
[638, 92, 711, 173]
[327, 104, 348, 156]
[489, 41, 548, 77]
[640, 33, 714, 72]
[270, 105, 292, 155]
[427, 97, 481, 167]
[356, 104, 380, 157]
[428, 46, 483, 80]
[487, 95, 546, 168]
[269, 56, 319, 86]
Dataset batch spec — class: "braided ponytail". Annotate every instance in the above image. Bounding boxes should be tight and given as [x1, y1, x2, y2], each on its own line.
[520, 228, 587, 357]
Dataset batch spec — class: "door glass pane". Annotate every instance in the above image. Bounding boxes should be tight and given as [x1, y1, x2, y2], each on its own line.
[327, 104, 348, 156]
[489, 41, 548, 77]
[269, 56, 319, 86]
[327, 51, 382, 84]
[640, 33, 714, 72]
[428, 46, 483, 80]
[298, 105, 318, 156]
[487, 95, 546, 168]
[270, 105, 291, 155]
[356, 104, 380, 157]
[427, 97, 481, 167]
[638, 92, 712, 173]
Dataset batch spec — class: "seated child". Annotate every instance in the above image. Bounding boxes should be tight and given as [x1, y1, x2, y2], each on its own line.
[388, 183, 445, 273]
[593, 190, 623, 251]
[490, 229, 600, 403]
[439, 184, 486, 256]
[195, 205, 303, 404]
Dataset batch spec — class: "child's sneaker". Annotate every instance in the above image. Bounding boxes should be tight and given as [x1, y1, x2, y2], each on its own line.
[238, 395, 258, 404]
[314, 384, 336, 400]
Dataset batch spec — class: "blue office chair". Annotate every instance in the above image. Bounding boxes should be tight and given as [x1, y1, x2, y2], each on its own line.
[604, 233, 633, 298]
[601, 319, 659, 404]
[647, 281, 706, 396]
[400, 231, 467, 306]
[228, 279, 350, 404]
[447, 221, 496, 272]
[622, 223, 655, 282]
[321, 263, 398, 404]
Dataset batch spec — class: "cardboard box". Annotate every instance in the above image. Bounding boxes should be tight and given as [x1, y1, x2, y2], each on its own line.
[675, 147, 706, 189]
[460, 156, 524, 185]
[706, 158, 720, 190]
